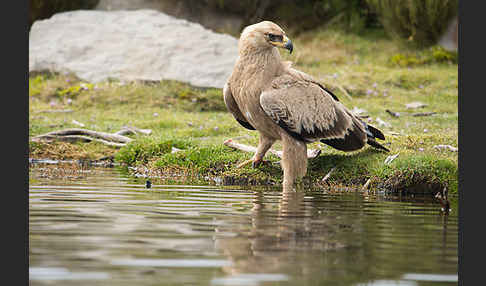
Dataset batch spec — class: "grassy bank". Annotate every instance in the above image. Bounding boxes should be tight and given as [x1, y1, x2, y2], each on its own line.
[29, 28, 458, 194]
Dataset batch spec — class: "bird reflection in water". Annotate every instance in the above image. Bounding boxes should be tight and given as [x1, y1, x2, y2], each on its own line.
[215, 188, 352, 277]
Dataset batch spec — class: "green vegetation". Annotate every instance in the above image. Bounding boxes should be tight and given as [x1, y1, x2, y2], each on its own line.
[366, 0, 458, 47]
[29, 27, 458, 194]
[389, 46, 457, 67]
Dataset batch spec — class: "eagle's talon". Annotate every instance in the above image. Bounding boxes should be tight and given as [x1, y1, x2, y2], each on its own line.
[252, 159, 270, 168]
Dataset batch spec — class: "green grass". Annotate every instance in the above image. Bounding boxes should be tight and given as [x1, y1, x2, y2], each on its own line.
[28, 27, 458, 194]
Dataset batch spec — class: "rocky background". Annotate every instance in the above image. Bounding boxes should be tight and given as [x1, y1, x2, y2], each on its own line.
[29, 0, 458, 88]
[29, 9, 239, 88]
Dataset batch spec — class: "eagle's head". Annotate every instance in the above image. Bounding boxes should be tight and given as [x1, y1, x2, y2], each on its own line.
[239, 21, 293, 54]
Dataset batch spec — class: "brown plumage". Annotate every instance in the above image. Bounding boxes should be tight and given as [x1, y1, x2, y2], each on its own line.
[224, 21, 388, 191]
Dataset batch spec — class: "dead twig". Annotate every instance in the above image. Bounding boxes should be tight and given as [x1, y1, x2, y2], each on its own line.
[384, 152, 400, 165]
[412, 112, 437, 117]
[385, 109, 401, 117]
[362, 178, 372, 191]
[321, 167, 336, 183]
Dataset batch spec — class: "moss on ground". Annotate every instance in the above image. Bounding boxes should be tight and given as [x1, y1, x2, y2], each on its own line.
[29, 28, 458, 195]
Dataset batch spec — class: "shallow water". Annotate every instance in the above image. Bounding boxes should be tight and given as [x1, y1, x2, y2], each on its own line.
[29, 166, 458, 286]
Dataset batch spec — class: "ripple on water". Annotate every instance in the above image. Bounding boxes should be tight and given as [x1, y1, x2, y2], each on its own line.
[29, 166, 458, 286]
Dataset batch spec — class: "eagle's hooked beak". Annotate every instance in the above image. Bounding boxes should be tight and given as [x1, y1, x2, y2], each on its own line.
[283, 36, 293, 54]
[272, 35, 293, 54]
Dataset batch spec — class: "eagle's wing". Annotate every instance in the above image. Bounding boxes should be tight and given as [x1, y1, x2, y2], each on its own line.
[260, 74, 386, 151]
[223, 82, 255, 130]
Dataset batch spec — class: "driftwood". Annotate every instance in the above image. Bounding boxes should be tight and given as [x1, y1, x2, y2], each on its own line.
[362, 178, 372, 191]
[31, 127, 151, 148]
[114, 126, 152, 136]
[384, 152, 400, 165]
[223, 139, 321, 159]
[321, 167, 336, 183]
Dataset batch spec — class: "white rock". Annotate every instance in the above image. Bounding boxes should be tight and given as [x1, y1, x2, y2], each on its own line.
[29, 10, 239, 89]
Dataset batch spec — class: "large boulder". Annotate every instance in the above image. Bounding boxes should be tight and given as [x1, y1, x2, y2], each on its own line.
[29, 9, 239, 89]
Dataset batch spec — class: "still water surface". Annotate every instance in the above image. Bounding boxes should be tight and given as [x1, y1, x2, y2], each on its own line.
[29, 166, 458, 286]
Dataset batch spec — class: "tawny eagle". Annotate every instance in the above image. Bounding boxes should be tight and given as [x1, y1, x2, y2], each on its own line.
[224, 21, 388, 190]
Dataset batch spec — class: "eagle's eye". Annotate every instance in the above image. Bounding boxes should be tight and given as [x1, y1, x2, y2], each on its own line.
[268, 33, 283, 42]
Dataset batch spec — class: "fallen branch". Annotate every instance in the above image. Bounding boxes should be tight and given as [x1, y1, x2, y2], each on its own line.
[321, 167, 336, 183]
[114, 126, 152, 136]
[384, 152, 400, 165]
[32, 128, 132, 143]
[223, 139, 321, 159]
[30, 127, 151, 148]
[362, 178, 372, 191]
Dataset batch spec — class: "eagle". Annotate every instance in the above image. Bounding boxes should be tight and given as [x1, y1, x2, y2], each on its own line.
[224, 21, 389, 191]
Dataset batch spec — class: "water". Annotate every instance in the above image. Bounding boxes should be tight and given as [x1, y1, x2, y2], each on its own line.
[29, 166, 458, 286]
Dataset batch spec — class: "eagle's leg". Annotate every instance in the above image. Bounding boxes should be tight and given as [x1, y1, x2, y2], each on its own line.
[252, 134, 276, 167]
[236, 134, 275, 168]
[281, 134, 308, 191]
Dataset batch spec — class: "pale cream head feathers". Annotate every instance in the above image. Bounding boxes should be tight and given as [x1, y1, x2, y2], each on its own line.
[238, 21, 293, 54]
